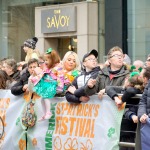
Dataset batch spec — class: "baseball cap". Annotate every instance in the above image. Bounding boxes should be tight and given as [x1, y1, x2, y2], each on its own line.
[82, 49, 98, 62]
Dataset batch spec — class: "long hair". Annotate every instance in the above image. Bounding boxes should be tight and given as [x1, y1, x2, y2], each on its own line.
[25, 48, 40, 62]
[45, 50, 60, 68]
[0, 70, 9, 89]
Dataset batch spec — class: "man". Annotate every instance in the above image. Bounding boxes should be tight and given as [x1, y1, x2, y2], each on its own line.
[145, 54, 150, 67]
[65, 49, 100, 103]
[3, 58, 20, 88]
[11, 58, 39, 96]
[85, 46, 129, 96]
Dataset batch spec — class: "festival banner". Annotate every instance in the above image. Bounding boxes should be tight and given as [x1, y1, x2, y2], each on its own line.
[0, 90, 124, 150]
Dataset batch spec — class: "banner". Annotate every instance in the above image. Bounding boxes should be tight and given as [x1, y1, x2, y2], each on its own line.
[0, 90, 124, 150]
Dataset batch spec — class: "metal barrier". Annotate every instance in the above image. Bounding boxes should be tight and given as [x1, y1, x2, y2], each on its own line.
[118, 94, 142, 149]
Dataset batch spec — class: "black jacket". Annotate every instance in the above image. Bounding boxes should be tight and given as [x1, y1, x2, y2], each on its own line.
[65, 66, 100, 103]
[106, 86, 141, 137]
[11, 69, 30, 96]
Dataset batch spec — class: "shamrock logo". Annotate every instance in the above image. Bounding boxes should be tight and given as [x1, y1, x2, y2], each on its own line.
[16, 117, 20, 126]
[54, 136, 62, 150]
[80, 139, 93, 150]
[107, 127, 115, 138]
[64, 138, 78, 150]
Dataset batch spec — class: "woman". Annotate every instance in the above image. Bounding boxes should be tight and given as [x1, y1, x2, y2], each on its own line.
[62, 51, 81, 83]
[0, 70, 10, 89]
[23, 37, 40, 62]
[2, 58, 20, 88]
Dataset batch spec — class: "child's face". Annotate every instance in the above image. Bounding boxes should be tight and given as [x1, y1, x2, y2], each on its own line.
[28, 62, 39, 75]
[45, 56, 52, 69]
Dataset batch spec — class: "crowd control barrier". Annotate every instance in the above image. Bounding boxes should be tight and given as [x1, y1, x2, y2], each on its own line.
[0, 90, 138, 150]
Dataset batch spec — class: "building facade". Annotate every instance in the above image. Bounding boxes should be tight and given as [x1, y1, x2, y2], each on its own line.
[0, 0, 150, 63]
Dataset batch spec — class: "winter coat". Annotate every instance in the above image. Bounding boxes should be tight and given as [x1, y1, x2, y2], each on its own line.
[85, 65, 129, 96]
[106, 86, 141, 140]
[138, 80, 150, 118]
[65, 66, 100, 103]
[11, 69, 30, 96]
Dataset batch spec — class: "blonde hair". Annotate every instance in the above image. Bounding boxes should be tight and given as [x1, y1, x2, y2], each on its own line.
[25, 48, 40, 62]
[107, 46, 123, 59]
[62, 51, 81, 71]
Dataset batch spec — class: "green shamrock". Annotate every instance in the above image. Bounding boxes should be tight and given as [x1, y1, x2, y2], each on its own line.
[16, 117, 20, 126]
[46, 48, 53, 54]
[130, 65, 136, 71]
[129, 71, 139, 78]
[138, 67, 142, 72]
[107, 127, 115, 138]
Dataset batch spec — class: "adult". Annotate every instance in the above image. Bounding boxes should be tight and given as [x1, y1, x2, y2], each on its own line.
[11, 58, 39, 96]
[145, 54, 150, 67]
[133, 60, 144, 72]
[62, 51, 81, 83]
[137, 67, 150, 150]
[23, 37, 40, 62]
[85, 46, 129, 96]
[3, 58, 20, 88]
[0, 70, 10, 89]
[65, 49, 100, 103]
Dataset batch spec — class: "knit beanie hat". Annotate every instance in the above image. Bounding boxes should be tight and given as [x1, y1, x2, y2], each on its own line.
[24, 37, 38, 49]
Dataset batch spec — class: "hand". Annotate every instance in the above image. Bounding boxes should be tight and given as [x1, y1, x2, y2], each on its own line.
[87, 79, 96, 88]
[140, 114, 148, 123]
[67, 86, 76, 94]
[114, 96, 123, 109]
[132, 115, 138, 123]
[23, 84, 29, 92]
[98, 89, 105, 100]
[34, 67, 42, 75]
[79, 96, 90, 103]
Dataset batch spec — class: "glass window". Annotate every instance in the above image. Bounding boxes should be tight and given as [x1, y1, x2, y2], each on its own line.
[0, 0, 85, 62]
[127, 0, 150, 61]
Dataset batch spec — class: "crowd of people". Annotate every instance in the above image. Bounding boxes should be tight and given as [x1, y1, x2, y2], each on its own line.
[1, 37, 150, 149]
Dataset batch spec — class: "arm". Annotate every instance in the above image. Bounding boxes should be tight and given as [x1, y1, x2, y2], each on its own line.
[122, 87, 139, 103]
[138, 85, 148, 119]
[65, 91, 81, 103]
[105, 86, 123, 99]
[11, 79, 25, 96]
[69, 77, 86, 97]
[65, 78, 81, 103]
[84, 74, 101, 96]
[124, 106, 138, 123]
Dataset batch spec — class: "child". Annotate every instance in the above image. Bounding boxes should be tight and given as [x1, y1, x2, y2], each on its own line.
[106, 72, 144, 148]
[106, 72, 143, 109]
[29, 48, 68, 121]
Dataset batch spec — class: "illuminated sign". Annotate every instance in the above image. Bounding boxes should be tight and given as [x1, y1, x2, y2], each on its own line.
[41, 7, 76, 33]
